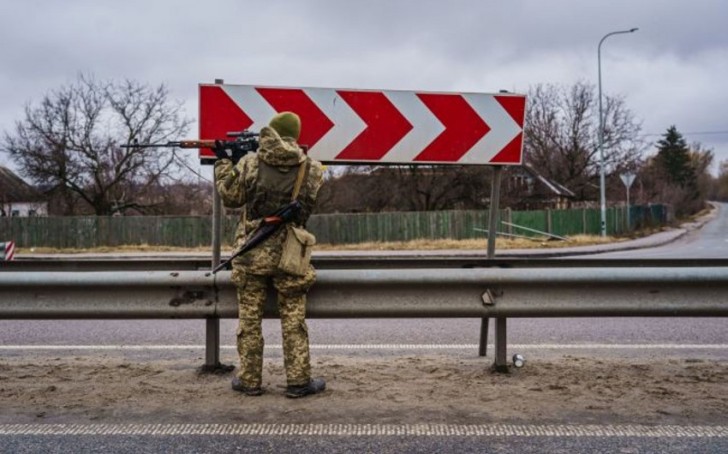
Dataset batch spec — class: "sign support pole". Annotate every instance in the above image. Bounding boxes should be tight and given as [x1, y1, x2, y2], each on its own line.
[203, 78, 233, 373]
[479, 167, 504, 369]
[491, 166, 510, 372]
[620, 173, 636, 233]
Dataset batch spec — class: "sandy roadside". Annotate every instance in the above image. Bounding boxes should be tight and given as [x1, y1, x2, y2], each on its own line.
[0, 355, 726, 426]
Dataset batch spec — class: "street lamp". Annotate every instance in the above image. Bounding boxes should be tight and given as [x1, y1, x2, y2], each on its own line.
[598, 27, 638, 237]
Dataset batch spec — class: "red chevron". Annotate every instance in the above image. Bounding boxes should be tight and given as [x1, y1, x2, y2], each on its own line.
[335, 91, 413, 160]
[256, 88, 334, 148]
[413, 94, 490, 162]
[494, 95, 526, 126]
[199, 85, 253, 159]
[490, 132, 523, 164]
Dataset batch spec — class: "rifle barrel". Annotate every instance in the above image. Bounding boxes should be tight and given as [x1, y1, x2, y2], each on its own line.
[120, 140, 217, 149]
[120, 143, 166, 148]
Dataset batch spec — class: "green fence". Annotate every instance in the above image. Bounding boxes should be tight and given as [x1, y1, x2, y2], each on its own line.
[0, 205, 669, 248]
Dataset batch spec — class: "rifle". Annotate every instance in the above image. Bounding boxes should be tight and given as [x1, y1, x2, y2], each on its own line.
[121, 130, 259, 163]
[211, 200, 303, 274]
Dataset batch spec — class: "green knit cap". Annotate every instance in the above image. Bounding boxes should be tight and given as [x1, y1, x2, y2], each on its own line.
[269, 111, 301, 140]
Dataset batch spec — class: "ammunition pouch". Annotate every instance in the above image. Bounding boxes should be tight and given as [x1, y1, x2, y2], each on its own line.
[278, 225, 316, 276]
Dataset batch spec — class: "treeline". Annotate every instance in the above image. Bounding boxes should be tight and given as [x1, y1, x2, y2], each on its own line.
[3, 75, 722, 218]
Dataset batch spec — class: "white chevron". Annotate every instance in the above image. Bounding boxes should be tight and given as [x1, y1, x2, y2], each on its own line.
[220, 85, 276, 133]
[380, 90, 444, 163]
[460, 93, 522, 165]
[303, 88, 366, 161]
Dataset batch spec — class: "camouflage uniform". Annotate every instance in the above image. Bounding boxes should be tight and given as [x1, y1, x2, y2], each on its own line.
[215, 125, 324, 389]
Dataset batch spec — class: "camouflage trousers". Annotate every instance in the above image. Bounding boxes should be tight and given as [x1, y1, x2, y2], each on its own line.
[234, 267, 316, 388]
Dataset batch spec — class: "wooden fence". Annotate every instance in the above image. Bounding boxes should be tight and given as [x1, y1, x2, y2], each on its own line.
[0, 205, 669, 249]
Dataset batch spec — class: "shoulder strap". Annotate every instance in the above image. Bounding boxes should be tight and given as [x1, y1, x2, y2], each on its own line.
[291, 159, 310, 201]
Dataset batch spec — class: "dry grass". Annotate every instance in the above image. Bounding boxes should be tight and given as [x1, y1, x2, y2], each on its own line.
[688, 204, 715, 221]
[17, 234, 629, 254]
[315, 234, 624, 251]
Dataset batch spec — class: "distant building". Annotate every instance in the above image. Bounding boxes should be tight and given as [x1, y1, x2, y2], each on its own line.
[0, 166, 48, 216]
[505, 163, 576, 210]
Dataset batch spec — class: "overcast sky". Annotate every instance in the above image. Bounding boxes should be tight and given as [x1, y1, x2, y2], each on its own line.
[1, 0, 727, 176]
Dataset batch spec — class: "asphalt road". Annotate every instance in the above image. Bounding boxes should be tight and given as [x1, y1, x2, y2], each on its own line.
[0, 433, 726, 454]
[1, 203, 726, 452]
[576, 201, 728, 259]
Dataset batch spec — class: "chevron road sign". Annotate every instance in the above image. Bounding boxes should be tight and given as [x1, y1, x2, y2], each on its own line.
[199, 84, 526, 166]
[1, 241, 15, 261]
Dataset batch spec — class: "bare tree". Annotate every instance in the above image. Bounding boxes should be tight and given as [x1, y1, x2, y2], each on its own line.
[711, 160, 728, 202]
[3, 74, 192, 215]
[524, 82, 644, 201]
[316, 164, 493, 213]
[390, 165, 492, 211]
[140, 179, 214, 215]
[689, 141, 714, 201]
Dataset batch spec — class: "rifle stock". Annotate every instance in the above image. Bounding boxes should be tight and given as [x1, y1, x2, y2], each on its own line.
[212, 201, 303, 274]
[177, 140, 216, 148]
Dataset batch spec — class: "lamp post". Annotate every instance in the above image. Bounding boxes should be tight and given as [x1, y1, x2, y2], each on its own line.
[598, 27, 638, 236]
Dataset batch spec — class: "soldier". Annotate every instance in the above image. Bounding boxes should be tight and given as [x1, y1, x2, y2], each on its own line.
[214, 112, 326, 398]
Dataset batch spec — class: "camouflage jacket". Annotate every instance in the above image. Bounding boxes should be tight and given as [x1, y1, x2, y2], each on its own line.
[214, 126, 324, 274]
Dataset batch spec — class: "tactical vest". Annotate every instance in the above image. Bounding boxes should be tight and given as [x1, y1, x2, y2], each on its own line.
[247, 158, 315, 226]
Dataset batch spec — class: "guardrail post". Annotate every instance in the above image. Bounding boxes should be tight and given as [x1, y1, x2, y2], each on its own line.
[493, 317, 508, 372]
[205, 317, 221, 366]
[478, 318, 489, 357]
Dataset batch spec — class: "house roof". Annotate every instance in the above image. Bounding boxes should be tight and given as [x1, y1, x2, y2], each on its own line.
[0, 166, 41, 202]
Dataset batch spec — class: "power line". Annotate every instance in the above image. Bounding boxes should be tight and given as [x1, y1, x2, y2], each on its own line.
[171, 149, 212, 183]
[644, 130, 728, 137]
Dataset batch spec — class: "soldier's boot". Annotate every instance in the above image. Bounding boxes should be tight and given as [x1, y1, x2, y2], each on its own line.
[231, 377, 264, 396]
[285, 377, 326, 398]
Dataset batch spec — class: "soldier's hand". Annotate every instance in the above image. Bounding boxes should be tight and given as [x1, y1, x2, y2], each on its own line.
[213, 140, 230, 161]
[231, 143, 248, 165]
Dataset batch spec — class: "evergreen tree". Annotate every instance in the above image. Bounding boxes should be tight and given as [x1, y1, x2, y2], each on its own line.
[655, 125, 693, 187]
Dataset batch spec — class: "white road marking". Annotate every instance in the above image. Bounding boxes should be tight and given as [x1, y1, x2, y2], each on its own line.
[0, 343, 726, 351]
[0, 423, 725, 437]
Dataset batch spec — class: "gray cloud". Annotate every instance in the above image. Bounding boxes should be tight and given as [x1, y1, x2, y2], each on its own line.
[1, 0, 727, 173]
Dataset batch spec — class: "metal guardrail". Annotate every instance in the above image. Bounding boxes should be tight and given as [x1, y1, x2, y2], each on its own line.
[4, 257, 728, 271]
[2, 267, 727, 370]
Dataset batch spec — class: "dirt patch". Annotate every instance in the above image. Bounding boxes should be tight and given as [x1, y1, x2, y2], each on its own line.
[0, 355, 726, 425]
